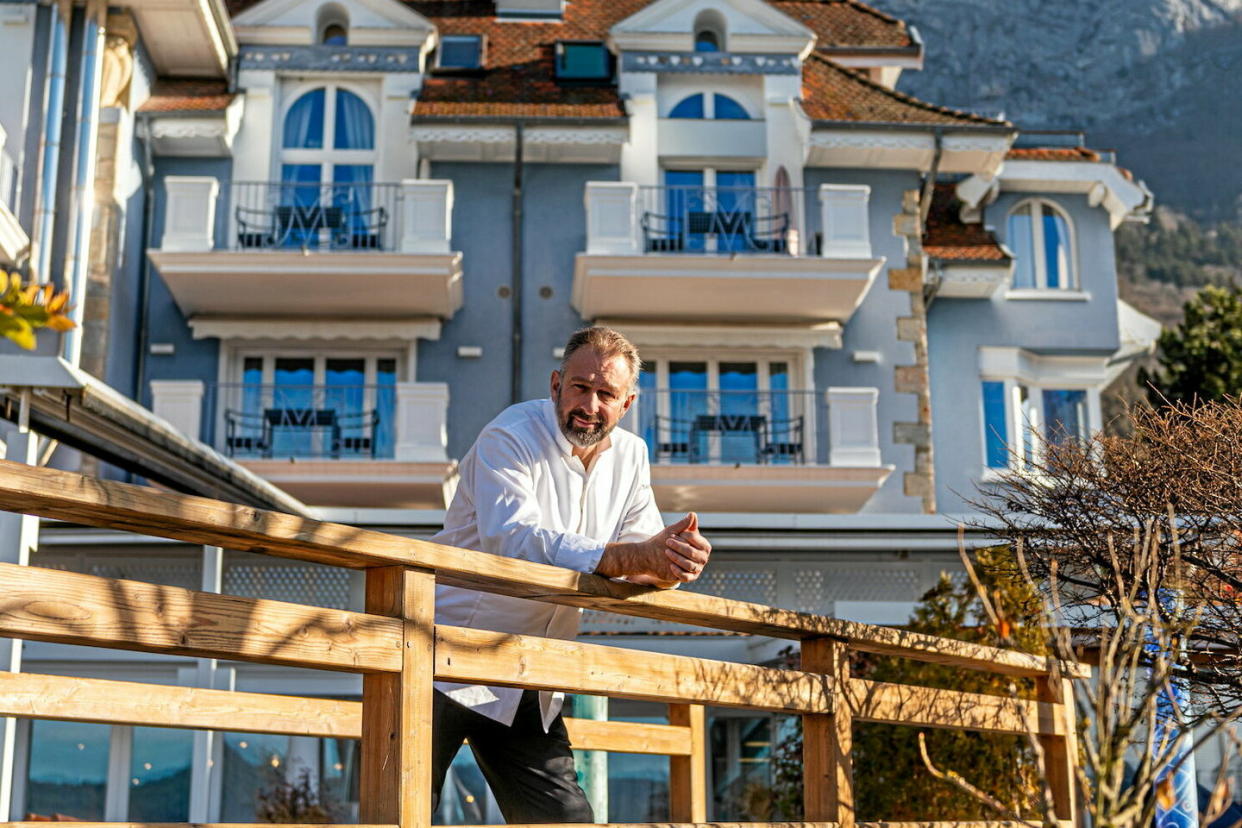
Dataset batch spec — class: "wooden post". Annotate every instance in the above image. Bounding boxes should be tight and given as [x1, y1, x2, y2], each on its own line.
[360, 566, 436, 827]
[1037, 675, 1080, 826]
[668, 702, 707, 822]
[802, 637, 852, 828]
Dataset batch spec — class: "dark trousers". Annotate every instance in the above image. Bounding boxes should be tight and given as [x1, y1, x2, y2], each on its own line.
[431, 689, 594, 824]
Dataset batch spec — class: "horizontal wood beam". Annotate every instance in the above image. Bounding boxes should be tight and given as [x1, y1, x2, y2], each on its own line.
[0, 460, 1083, 679]
[846, 678, 1065, 736]
[0, 562, 403, 672]
[435, 625, 833, 713]
[564, 717, 693, 756]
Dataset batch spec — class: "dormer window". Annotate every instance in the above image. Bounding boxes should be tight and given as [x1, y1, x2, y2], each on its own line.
[438, 35, 483, 69]
[693, 9, 726, 52]
[668, 93, 750, 120]
[556, 42, 611, 81]
[317, 4, 349, 45]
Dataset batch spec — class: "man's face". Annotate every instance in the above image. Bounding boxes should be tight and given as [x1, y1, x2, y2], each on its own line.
[550, 348, 636, 449]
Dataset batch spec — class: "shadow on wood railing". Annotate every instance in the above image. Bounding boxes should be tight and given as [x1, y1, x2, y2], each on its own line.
[0, 459, 1087, 828]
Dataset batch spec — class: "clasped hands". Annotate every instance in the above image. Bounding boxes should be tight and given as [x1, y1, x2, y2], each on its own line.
[596, 512, 712, 589]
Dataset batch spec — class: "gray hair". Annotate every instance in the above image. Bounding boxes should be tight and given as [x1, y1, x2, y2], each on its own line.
[559, 326, 642, 391]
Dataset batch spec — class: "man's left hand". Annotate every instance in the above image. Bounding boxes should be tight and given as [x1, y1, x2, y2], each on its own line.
[663, 512, 711, 581]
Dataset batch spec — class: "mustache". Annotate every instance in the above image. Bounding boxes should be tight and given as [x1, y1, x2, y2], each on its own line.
[566, 409, 602, 427]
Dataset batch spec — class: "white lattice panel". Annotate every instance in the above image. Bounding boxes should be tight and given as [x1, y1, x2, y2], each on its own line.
[223, 558, 353, 610]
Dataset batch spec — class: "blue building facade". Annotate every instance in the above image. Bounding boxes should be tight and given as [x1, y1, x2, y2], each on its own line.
[0, 0, 1164, 820]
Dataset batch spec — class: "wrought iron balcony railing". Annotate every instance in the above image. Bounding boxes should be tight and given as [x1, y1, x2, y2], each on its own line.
[211, 383, 396, 460]
[230, 181, 402, 252]
[631, 389, 824, 465]
[636, 186, 806, 255]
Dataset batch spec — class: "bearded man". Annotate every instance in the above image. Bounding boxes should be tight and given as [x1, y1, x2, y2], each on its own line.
[429, 325, 712, 823]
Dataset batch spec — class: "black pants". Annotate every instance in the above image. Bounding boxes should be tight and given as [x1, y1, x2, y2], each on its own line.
[431, 689, 594, 824]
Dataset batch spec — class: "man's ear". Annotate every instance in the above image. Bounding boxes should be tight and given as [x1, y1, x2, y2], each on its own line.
[550, 369, 561, 397]
[620, 389, 637, 416]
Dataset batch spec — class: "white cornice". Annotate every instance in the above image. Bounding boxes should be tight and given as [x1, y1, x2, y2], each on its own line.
[597, 320, 843, 350]
[807, 129, 1009, 175]
[978, 346, 1110, 386]
[610, 0, 815, 56]
[189, 317, 443, 342]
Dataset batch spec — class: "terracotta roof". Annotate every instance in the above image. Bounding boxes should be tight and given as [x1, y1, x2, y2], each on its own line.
[138, 79, 234, 113]
[771, 0, 914, 49]
[923, 182, 1009, 263]
[801, 55, 1005, 126]
[1006, 146, 1101, 162]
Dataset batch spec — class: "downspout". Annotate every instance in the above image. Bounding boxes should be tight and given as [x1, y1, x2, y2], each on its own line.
[32, 7, 68, 283]
[917, 127, 943, 227]
[510, 121, 524, 405]
[60, 1, 106, 368]
[131, 114, 155, 411]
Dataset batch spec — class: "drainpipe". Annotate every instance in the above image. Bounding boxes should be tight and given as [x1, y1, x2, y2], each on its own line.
[917, 127, 943, 227]
[131, 114, 156, 413]
[33, 7, 68, 283]
[510, 121, 525, 405]
[60, 1, 106, 368]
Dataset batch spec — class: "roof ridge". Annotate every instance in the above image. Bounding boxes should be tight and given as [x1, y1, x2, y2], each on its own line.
[806, 53, 1008, 127]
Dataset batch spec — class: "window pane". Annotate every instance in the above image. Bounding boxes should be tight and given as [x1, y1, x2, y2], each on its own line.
[322, 23, 347, 45]
[376, 358, 397, 459]
[283, 89, 325, 149]
[1042, 389, 1087, 445]
[440, 36, 482, 68]
[221, 732, 290, 820]
[664, 169, 706, 252]
[715, 171, 755, 253]
[669, 362, 708, 464]
[1008, 208, 1035, 288]
[128, 726, 193, 819]
[558, 43, 609, 79]
[981, 380, 1008, 469]
[768, 363, 796, 464]
[714, 94, 749, 120]
[334, 89, 374, 150]
[273, 358, 316, 457]
[718, 363, 759, 463]
[668, 94, 705, 119]
[321, 737, 360, 814]
[1018, 385, 1038, 466]
[695, 30, 719, 52]
[1042, 204, 1071, 289]
[26, 720, 110, 819]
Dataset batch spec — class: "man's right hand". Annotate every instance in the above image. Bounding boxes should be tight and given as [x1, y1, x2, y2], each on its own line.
[596, 513, 711, 587]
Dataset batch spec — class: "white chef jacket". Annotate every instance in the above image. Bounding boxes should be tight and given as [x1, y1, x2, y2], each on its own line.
[432, 398, 665, 729]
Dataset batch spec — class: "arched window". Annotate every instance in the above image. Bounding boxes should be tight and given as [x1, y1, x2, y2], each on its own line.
[282, 88, 373, 151]
[669, 94, 705, 119]
[693, 9, 726, 52]
[1007, 199, 1075, 290]
[713, 94, 749, 120]
[317, 3, 349, 45]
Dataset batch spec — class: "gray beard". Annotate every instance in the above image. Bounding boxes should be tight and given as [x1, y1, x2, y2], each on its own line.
[554, 391, 611, 448]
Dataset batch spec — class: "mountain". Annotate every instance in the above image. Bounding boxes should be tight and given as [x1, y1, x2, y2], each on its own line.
[881, 0, 1242, 221]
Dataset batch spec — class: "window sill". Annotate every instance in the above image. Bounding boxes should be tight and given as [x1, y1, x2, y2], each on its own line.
[979, 467, 1009, 483]
[1004, 289, 1091, 301]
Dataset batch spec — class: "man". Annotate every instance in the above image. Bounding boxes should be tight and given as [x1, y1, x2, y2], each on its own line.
[429, 325, 712, 823]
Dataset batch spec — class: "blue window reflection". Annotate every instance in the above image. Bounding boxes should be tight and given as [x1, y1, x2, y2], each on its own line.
[283, 89, 325, 149]
[334, 89, 374, 150]
[26, 720, 110, 819]
[1042, 204, 1071, 289]
[1042, 389, 1087, 445]
[713, 94, 749, 120]
[981, 380, 1009, 468]
[669, 94, 705, 119]
[129, 726, 193, 819]
[221, 732, 290, 820]
[664, 169, 706, 251]
[1008, 210, 1035, 288]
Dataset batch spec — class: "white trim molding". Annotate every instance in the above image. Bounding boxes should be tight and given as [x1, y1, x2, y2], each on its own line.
[807, 130, 1010, 175]
[188, 318, 442, 342]
[960, 160, 1154, 229]
[600, 320, 843, 350]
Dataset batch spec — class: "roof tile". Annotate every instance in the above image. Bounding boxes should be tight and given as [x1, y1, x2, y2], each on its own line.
[923, 182, 1009, 263]
[1006, 146, 1102, 162]
[138, 79, 234, 113]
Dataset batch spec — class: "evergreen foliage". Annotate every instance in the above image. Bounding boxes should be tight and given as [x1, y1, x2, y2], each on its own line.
[1139, 283, 1242, 405]
[772, 546, 1046, 821]
[1116, 217, 1242, 288]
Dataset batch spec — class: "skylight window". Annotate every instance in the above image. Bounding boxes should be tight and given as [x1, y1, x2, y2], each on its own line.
[438, 35, 483, 69]
[556, 42, 610, 80]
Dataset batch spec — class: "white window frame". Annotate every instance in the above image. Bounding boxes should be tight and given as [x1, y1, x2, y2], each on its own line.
[1005, 197, 1080, 295]
[276, 80, 379, 182]
[634, 350, 814, 465]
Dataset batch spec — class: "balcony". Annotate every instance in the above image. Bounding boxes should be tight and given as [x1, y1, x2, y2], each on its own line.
[573, 182, 884, 324]
[150, 379, 455, 509]
[147, 177, 462, 320]
[625, 387, 892, 513]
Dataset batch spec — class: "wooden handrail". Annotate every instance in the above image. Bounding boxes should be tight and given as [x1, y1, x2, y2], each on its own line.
[0, 461, 1087, 827]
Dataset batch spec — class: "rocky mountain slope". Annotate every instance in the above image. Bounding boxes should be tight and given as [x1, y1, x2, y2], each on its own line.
[881, 0, 1242, 221]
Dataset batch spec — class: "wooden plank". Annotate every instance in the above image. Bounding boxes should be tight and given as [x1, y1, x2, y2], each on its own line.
[360, 567, 436, 828]
[563, 717, 692, 756]
[0, 460, 1085, 679]
[668, 704, 707, 821]
[1036, 677, 1080, 825]
[0, 562, 401, 672]
[0, 671, 361, 737]
[802, 638, 853, 828]
[435, 625, 834, 713]
[846, 678, 1064, 737]
[7, 825, 396, 828]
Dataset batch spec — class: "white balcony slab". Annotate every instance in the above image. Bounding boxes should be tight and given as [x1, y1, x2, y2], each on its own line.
[572, 252, 884, 323]
[933, 263, 1012, 298]
[657, 119, 766, 160]
[147, 249, 463, 319]
[236, 459, 457, 509]
[0, 200, 27, 268]
[650, 463, 892, 514]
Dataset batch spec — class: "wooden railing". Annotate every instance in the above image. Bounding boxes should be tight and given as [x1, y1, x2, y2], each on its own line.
[0, 458, 1087, 828]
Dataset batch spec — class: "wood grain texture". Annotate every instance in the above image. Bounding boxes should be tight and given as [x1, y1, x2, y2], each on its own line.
[1036, 676, 1080, 824]
[360, 567, 436, 827]
[434, 625, 834, 712]
[563, 717, 693, 756]
[0, 562, 401, 672]
[0, 671, 361, 737]
[802, 638, 853, 828]
[846, 678, 1064, 737]
[0, 460, 1085, 679]
[668, 704, 707, 821]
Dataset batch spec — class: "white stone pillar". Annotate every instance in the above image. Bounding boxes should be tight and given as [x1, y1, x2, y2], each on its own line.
[187, 545, 224, 822]
[103, 725, 133, 820]
[826, 387, 882, 467]
[150, 380, 204, 441]
[584, 182, 639, 255]
[394, 382, 449, 462]
[162, 177, 219, 252]
[818, 184, 872, 259]
[399, 179, 453, 254]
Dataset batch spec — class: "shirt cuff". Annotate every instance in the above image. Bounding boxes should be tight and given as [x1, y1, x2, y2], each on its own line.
[553, 535, 607, 574]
